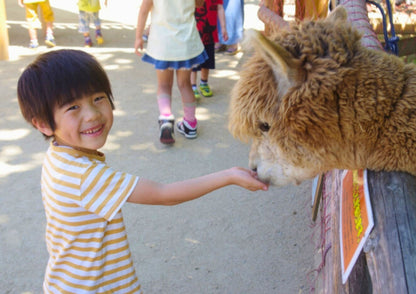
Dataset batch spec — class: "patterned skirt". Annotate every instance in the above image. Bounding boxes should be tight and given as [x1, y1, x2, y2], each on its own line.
[142, 50, 208, 70]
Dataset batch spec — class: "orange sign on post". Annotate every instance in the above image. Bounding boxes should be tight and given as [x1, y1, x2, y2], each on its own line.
[340, 169, 374, 284]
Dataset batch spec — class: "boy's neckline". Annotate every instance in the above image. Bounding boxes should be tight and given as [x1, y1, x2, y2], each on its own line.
[52, 140, 104, 157]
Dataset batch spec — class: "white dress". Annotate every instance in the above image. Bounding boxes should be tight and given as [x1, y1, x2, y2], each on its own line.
[144, 0, 205, 64]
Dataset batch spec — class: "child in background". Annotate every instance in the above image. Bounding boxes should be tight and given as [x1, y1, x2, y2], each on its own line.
[17, 49, 268, 293]
[191, 0, 228, 98]
[18, 0, 56, 48]
[135, 0, 208, 144]
[215, 0, 244, 55]
[77, 0, 107, 47]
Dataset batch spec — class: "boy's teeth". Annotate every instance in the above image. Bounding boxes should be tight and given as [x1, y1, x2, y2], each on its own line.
[84, 127, 100, 134]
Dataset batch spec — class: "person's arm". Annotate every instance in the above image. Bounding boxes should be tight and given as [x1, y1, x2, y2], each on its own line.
[196, 0, 204, 8]
[127, 167, 268, 206]
[217, 4, 228, 42]
[18, 0, 24, 8]
[134, 0, 152, 56]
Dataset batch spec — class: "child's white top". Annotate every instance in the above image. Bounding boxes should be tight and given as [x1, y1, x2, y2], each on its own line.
[146, 0, 204, 61]
[41, 143, 142, 293]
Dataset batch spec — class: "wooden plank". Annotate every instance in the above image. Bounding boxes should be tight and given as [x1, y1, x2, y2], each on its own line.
[318, 171, 374, 293]
[0, 0, 9, 60]
[365, 171, 416, 294]
[319, 170, 416, 293]
[397, 37, 416, 57]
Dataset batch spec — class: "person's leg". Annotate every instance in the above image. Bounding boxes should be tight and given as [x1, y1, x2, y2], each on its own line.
[198, 44, 214, 97]
[79, 10, 92, 47]
[199, 68, 213, 97]
[24, 3, 40, 48]
[92, 12, 104, 45]
[190, 71, 197, 86]
[176, 69, 198, 138]
[156, 69, 175, 144]
[190, 70, 201, 99]
[156, 69, 174, 114]
[40, 0, 55, 47]
[200, 68, 209, 81]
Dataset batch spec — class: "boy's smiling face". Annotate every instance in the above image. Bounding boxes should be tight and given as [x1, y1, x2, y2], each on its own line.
[42, 92, 114, 152]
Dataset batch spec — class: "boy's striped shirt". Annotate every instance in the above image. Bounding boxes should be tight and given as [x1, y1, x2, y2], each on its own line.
[42, 143, 142, 293]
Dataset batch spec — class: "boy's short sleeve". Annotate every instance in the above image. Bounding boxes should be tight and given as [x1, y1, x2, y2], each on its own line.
[80, 162, 139, 221]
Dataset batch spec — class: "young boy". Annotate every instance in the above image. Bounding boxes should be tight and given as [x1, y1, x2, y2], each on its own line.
[18, 0, 56, 48]
[191, 0, 228, 98]
[17, 49, 268, 293]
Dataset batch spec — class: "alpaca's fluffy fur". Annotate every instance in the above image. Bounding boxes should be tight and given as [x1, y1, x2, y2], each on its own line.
[229, 6, 416, 186]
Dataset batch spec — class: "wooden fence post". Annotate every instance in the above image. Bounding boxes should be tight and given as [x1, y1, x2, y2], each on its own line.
[0, 0, 10, 60]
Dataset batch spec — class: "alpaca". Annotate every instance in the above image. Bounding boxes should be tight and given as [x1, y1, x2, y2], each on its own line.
[229, 6, 416, 186]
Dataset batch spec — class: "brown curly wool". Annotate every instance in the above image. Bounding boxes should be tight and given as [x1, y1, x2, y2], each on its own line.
[229, 6, 416, 186]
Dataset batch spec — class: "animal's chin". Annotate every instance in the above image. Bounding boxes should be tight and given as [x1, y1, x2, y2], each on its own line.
[259, 170, 303, 187]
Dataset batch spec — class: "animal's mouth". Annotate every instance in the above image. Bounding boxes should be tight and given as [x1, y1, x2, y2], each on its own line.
[256, 168, 272, 185]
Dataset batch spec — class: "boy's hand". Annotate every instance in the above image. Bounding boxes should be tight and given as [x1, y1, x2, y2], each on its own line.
[229, 167, 269, 191]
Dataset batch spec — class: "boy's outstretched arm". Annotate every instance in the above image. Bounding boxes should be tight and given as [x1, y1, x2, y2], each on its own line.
[127, 167, 268, 206]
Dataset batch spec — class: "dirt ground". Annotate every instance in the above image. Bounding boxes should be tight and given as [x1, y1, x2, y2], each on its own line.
[0, 1, 318, 293]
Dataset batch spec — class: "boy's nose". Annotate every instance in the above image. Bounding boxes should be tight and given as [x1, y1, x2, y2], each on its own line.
[85, 105, 101, 120]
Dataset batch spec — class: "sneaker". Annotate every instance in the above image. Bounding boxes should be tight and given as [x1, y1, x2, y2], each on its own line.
[158, 115, 175, 144]
[29, 39, 39, 49]
[199, 84, 213, 97]
[84, 37, 93, 47]
[96, 32, 104, 45]
[44, 36, 56, 48]
[176, 119, 197, 139]
[193, 88, 201, 99]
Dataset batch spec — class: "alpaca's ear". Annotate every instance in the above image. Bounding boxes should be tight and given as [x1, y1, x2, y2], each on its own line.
[244, 29, 296, 96]
[326, 5, 347, 23]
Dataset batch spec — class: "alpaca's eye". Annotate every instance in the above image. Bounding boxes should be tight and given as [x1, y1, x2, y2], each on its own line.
[259, 122, 270, 132]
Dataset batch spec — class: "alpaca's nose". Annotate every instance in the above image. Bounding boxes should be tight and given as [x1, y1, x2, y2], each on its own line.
[251, 167, 257, 172]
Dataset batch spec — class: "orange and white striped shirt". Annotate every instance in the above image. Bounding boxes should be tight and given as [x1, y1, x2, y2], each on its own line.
[41, 142, 142, 293]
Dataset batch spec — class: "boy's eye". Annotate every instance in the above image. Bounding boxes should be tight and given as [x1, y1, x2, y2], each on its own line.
[94, 96, 106, 102]
[66, 105, 79, 111]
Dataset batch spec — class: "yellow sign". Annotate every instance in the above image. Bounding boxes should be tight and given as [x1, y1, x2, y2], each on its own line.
[340, 169, 374, 284]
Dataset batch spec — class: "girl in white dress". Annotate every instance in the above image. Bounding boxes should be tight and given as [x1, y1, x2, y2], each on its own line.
[135, 0, 208, 144]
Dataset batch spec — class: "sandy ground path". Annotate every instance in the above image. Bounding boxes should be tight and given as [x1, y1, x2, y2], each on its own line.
[0, 1, 316, 293]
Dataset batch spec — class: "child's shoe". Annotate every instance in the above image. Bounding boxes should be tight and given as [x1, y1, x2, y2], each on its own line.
[199, 84, 213, 97]
[84, 36, 93, 47]
[193, 87, 201, 99]
[158, 115, 175, 144]
[95, 30, 104, 45]
[176, 119, 197, 139]
[45, 35, 56, 48]
[29, 39, 39, 49]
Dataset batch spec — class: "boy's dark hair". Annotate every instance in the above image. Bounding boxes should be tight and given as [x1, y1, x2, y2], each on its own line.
[17, 49, 115, 139]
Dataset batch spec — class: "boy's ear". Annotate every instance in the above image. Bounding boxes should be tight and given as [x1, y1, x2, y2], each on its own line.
[32, 118, 54, 137]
